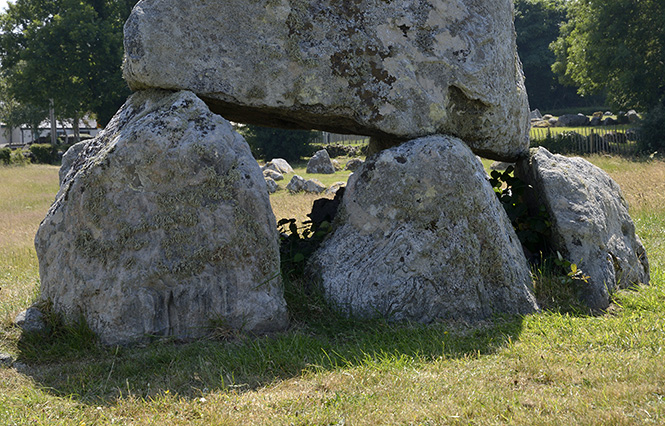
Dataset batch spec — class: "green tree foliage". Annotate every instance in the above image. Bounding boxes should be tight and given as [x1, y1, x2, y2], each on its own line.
[552, 0, 665, 111]
[0, 0, 138, 128]
[638, 100, 665, 154]
[514, 0, 589, 110]
[242, 125, 316, 163]
[0, 77, 46, 143]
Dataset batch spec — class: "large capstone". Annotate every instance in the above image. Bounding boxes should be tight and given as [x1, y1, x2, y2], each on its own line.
[124, 0, 529, 161]
[35, 90, 288, 345]
[517, 148, 650, 310]
[309, 136, 538, 322]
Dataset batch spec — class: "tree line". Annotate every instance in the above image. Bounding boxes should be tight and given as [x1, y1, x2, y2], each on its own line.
[0, 0, 662, 151]
[0, 0, 137, 143]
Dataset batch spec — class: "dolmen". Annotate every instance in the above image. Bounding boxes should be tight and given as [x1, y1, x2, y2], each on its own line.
[29, 0, 647, 344]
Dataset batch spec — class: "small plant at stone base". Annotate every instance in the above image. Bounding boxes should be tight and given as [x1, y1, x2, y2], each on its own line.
[277, 218, 338, 324]
[532, 252, 591, 314]
[490, 167, 593, 312]
[16, 300, 102, 363]
[489, 165, 551, 258]
[277, 218, 332, 278]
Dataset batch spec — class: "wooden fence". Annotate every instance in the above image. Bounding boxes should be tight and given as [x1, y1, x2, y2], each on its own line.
[530, 126, 641, 156]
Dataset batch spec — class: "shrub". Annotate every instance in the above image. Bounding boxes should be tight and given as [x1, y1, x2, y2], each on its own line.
[323, 143, 363, 158]
[10, 149, 30, 165]
[29, 143, 59, 164]
[242, 125, 316, 163]
[638, 102, 665, 154]
[0, 147, 10, 165]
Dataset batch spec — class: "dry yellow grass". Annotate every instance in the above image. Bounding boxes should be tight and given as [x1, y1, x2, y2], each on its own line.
[586, 156, 665, 215]
[0, 165, 60, 248]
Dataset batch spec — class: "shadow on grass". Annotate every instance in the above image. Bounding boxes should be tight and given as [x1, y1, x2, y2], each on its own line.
[14, 279, 527, 404]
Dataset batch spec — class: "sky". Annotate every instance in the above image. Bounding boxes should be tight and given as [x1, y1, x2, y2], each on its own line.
[0, 1, 8, 13]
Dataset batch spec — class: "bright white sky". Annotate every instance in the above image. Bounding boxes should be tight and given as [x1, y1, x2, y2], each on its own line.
[0, 1, 9, 13]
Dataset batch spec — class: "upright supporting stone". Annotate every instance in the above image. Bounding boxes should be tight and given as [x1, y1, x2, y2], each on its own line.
[517, 147, 650, 310]
[36, 90, 288, 345]
[309, 136, 538, 322]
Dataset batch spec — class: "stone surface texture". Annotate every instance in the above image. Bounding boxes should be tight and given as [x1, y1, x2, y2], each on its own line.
[517, 148, 650, 309]
[124, 0, 529, 161]
[345, 158, 364, 171]
[306, 149, 335, 174]
[14, 307, 46, 333]
[36, 90, 288, 345]
[265, 177, 279, 193]
[309, 135, 538, 322]
[286, 175, 307, 192]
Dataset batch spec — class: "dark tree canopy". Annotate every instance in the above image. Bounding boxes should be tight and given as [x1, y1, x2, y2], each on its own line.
[552, 0, 665, 110]
[514, 0, 597, 111]
[242, 125, 316, 163]
[0, 0, 138, 127]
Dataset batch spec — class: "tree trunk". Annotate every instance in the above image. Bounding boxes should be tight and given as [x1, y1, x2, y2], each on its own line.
[73, 113, 80, 143]
[49, 99, 57, 146]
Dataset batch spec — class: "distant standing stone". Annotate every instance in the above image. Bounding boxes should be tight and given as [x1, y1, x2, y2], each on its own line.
[286, 175, 307, 193]
[263, 168, 284, 181]
[265, 158, 294, 174]
[265, 177, 279, 193]
[345, 158, 364, 171]
[306, 149, 336, 174]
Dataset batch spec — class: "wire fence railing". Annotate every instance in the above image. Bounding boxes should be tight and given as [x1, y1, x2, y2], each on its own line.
[530, 126, 641, 156]
[312, 132, 370, 146]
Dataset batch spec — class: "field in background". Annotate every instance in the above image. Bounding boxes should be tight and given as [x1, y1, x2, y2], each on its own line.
[0, 156, 664, 425]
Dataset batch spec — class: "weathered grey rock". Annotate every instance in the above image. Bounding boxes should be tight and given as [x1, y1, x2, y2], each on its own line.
[530, 109, 542, 120]
[490, 161, 513, 171]
[589, 116, 602, 126]
[306, 149, 335, 174]
[517, 148, 650, 310]
[286, 175, 306, 192]
[309, 135, 538, 322]
[265, 177, 278, 193]
[60, 141, 87, 185]
[0, 353, 14, 367]
[556, 114, 589, 127]
[345, 158, 364, 171]
[326, 182, 347, 196]
[124, 0, 530, 161]
[331, 159, 342, 171]
[36, 90, 288, 345]
[303, 179, 326, 194]
[627, 110, 640, 123]
[263, 168, 284, 181]
[14, 307, 46, 333]
[265, 158, 294, 174]
[531, 120, 551, 128]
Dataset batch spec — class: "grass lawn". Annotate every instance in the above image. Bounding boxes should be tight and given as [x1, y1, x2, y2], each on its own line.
[1, 156, 664, 425]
